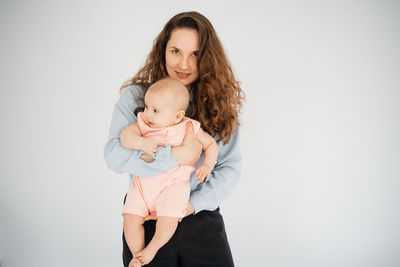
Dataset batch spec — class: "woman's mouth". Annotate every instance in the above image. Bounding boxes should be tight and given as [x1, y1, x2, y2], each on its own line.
[176, 71, 190, 79]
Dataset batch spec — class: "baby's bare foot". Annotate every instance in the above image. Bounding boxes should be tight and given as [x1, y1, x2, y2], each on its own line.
[136, 246, 159, 265]
[129, 257, 142, 267]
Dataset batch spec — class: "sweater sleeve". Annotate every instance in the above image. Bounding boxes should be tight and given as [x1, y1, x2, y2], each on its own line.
[189, 128, 242, 214]
[103, 86, 179, 177]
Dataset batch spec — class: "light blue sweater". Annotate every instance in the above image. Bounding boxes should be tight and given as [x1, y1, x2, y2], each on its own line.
[104, 85, 242, 214]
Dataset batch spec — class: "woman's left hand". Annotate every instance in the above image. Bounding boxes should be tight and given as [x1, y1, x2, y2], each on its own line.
[144, 203, 195, 221]
[183, 202, 195, 218]
[144, 213, 157, 221]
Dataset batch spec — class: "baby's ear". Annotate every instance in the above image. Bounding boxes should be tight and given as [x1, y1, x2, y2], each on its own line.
[174, 110, 185, 123]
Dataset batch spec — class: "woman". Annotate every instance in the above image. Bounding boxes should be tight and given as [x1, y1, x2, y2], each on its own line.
[104, 11, 244, 267]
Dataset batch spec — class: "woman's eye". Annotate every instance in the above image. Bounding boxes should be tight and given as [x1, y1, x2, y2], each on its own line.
[193, 51, 199, 57]
[172, 49, 179, 54]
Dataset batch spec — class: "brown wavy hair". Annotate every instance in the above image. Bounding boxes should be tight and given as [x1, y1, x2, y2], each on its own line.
[121, 11, 245, 144]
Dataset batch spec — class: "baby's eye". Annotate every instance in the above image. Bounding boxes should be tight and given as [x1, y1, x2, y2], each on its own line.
[153, 109, 158, 113]
[144, 104, 148, 109]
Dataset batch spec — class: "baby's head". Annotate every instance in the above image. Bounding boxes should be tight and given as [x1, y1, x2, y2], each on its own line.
[142, 77, 189, 128]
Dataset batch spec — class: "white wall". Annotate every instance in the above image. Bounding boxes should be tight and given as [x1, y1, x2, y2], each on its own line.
[1, 1, 399, 266]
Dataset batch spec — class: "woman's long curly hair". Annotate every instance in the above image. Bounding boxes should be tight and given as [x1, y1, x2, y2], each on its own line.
[121, 11, 245, 144]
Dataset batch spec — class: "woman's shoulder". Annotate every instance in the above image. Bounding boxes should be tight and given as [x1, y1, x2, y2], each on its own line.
[116, 84, 145, 114]
[120, 84, 145, 100]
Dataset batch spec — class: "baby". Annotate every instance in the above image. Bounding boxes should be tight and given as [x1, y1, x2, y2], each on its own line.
[120, 77, 218, 267]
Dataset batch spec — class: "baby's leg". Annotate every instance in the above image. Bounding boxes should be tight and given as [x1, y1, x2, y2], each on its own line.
[136, 216, 179, 265]
[123, 213, 146, 267]
[136, 181, 189, 264]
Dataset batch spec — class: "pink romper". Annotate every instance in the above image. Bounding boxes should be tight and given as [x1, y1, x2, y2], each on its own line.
[122, 112, 201, 218]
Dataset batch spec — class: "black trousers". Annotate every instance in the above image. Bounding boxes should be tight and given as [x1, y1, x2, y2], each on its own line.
[122, 197, 234, 267]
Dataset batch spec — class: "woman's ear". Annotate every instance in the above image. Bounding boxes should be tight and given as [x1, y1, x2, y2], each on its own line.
[174, 110, 185, 123]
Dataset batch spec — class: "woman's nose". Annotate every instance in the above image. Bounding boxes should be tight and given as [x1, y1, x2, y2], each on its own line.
[179, 56, 189, 70]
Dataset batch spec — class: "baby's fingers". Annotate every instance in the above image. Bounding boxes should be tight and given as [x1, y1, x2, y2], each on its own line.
[195, 169, 204, 181]
[199, 171, 206, 182]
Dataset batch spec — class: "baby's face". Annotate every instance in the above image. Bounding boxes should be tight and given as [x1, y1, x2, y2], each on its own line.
[142, 90, 180, 128]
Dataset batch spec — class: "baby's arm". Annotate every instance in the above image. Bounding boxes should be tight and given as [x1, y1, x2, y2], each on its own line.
[194, 128, 218, 182]
[120, 123, 158, 157]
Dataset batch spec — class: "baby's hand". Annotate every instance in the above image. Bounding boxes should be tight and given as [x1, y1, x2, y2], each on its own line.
[195, 164, 212, 182]
[140, 137, 157, 156]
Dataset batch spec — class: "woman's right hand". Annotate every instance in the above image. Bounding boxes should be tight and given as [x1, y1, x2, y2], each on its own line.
[172, 122, 202, 165]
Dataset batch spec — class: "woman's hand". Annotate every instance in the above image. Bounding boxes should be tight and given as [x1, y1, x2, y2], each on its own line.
[144, 203, 195, 221]
[182, 202, 195, 218]
[140, 153, 155, 163]
[172, 122, 202, 165]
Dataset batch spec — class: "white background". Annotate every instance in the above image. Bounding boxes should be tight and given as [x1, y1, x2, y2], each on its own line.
[1, 1, 400, 266]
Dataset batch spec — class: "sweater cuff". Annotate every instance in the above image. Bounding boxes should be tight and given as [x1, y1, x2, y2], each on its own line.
[134, 144, 179, 178]
[154, 144, 177, 162]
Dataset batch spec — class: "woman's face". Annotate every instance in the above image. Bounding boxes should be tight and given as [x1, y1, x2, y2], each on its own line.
[165, 28, 200, 88]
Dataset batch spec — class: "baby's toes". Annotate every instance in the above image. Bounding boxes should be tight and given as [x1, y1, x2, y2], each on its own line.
[131, 258, 142, 267]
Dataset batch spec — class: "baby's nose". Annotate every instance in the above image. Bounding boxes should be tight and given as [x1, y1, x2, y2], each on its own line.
[143, 111, 151, 120]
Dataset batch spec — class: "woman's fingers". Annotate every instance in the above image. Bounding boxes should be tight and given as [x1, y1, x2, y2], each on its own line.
[183, 121, 195, 144]
[144, 214, 157, 221]
[172, 121, 202, 165]
[186, 121, 194, 135]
